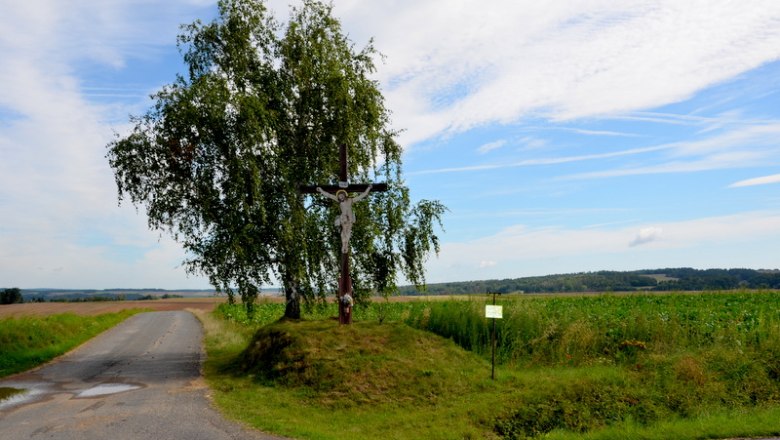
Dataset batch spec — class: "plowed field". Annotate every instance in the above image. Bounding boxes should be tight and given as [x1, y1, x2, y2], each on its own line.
[0, 297, 230, 317]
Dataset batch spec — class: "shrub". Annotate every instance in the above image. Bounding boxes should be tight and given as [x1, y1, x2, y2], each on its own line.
[0, 288, 23, 305]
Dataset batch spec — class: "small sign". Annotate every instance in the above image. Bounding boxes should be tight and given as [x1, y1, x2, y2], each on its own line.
[485, 305, 503, 319]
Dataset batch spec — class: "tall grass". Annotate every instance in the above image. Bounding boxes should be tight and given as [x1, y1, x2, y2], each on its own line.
[0, 310, 142, 377]
[408, 291, 780, 366]
[216, 298, 430, 326]
[402, 291, 780, 437]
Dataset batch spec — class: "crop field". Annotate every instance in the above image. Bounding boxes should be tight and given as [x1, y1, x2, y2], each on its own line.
[210, 290, 780, 439]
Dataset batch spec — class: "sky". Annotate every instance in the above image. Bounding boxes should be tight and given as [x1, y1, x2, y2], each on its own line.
[1, 0, 779, 289]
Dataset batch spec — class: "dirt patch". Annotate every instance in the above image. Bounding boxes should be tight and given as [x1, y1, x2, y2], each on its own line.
[0, 298, 227, 318]
[0, 294, 457, 318]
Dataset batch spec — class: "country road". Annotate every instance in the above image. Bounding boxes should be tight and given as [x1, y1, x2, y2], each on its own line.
[0, 311, 286, 440]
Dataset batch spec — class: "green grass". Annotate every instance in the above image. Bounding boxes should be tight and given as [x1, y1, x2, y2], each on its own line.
[204, 291, 780, 439]
[410, 291, 780, 366]
[0, 310, 143, 377]
[216, 297, 429, 326]
[542, 406, 780, 440]
[199, 310, 497, 439]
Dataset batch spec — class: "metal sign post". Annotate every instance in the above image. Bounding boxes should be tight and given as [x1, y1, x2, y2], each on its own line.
[485, 292, 502, 380]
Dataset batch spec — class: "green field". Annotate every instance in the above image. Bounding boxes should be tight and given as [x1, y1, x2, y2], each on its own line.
[204, 291, 780, 439]
[0, 310, 142, 378]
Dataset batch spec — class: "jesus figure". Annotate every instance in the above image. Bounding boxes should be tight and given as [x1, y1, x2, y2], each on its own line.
[317, 185, 372, 254]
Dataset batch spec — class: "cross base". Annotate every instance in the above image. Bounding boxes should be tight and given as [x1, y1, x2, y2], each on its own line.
[338, 252, 352, 325]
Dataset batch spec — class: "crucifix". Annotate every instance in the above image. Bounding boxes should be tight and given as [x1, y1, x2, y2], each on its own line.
[300, 144, 387, 324]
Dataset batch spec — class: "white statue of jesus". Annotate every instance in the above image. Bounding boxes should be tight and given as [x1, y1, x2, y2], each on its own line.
[317, 185, 372, 254]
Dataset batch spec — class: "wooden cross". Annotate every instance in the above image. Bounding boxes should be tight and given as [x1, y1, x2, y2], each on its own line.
[300, 144, 387, 324]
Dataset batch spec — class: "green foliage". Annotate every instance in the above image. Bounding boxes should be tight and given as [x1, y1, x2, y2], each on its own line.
[215, 298, 430, 326]
[0, 288, 23, 304]
[410, 291, 780, 366]
[106, 0, 444, 318]
[493, 370, 664, 438]
[0, 310, 142, 377]
[399, 267, 780, 295]
[208, 292, 780, 439]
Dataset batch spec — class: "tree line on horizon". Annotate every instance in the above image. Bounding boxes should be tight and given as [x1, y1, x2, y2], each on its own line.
[399, 268, 780, 295]
[5, 268, 778, 303]
[0, 288, 23, 304]
[0, 288, 190, 304]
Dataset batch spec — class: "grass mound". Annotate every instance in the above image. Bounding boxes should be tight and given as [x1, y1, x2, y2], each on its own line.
[238, 319, 487, 407]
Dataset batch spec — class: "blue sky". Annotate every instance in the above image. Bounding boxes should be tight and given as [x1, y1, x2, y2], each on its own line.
[1, 0, 779, 289]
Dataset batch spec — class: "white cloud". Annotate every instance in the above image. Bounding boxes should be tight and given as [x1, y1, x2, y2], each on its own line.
[518, 136, 547, 151]
[566, 128, 640, 137]
[425, 211, 780, 283]
[0, 1, 214, 289]
[730, 173, 780, 188]
[294, 0, 780, 146]
[215, 1, 780, 148]
[411, 144, 667, 175]
[563, 123, 780, 180]
[630, 227, 663, 247]
[476, 140, 506, 154]
[479, 260, 497, 268]
[0, 218, 208, 289]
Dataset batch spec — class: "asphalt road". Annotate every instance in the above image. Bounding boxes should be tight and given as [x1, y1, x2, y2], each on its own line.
[0, 311, 285, 440]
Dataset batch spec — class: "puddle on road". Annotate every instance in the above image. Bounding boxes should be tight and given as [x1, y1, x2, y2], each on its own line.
[0, 381, 142, 408]
[77, 383, 141, 398]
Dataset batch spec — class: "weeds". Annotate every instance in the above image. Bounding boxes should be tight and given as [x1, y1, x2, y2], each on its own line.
[412, 291, 780, 366]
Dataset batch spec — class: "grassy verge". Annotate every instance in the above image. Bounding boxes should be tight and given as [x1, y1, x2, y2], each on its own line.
[543, 406, 780, 440]
[199, 292, 780, 439]
[0, 309, 143, 377]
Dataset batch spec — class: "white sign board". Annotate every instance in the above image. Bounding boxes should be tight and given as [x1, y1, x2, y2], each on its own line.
[485, 305, 503, 319]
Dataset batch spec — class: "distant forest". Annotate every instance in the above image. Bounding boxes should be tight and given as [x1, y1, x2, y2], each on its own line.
[400, 268, 780, 295]
[4, 268, 780, 302]
[8, 288, 216, 303]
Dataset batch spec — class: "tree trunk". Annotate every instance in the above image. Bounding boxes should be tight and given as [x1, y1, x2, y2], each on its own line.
[283, 276, 301, 319]
[281, 196, 306, 320]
